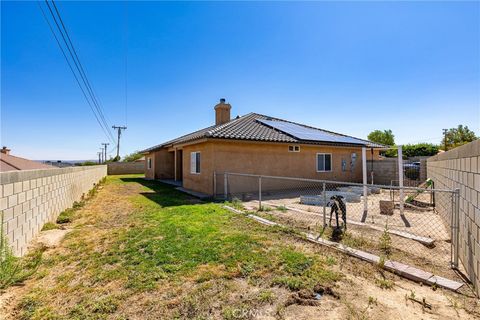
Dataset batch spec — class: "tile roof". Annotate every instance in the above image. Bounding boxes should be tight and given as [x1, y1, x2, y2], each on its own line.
[0, 153, 55, 172]
[142, 112, 385, 152]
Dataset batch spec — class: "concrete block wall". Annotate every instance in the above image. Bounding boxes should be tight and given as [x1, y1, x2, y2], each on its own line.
[1, 165, 107, 256]
[427, 140, 480, 294]
[107, 161, 145, 175]
[368, 158, 426, 186]
[367, 158, 399, 185]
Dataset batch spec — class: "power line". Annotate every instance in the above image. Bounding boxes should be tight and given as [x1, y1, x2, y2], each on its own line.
[49, 0, 115, 143]
[124, 0, 128, 127]
[37, 2, 113, 143]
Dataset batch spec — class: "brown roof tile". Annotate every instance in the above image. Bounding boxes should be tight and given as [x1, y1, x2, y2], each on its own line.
[142, 112, 385, 152]
[0, 153, 55, 172]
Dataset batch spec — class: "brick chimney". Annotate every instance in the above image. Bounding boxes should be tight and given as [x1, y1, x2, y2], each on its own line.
[1, 146, 11, 155]
[214, 98, 231, 126]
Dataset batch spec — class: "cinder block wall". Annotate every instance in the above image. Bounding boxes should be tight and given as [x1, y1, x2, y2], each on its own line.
[367, 158, 399, 185]
[107, 162, 145, 175]
[0, 165, 107, 256]
[427, 140, 480, 293]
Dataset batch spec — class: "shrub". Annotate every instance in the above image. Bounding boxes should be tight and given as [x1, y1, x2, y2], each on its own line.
[0, 212, 43, 289]
[41, 222, 58, 231]
[56, 208, 75, 224]
[402, 143, 439, 157]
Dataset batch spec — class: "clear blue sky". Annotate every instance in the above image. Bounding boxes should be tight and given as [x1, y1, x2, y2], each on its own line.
[2, 1, 479, 160]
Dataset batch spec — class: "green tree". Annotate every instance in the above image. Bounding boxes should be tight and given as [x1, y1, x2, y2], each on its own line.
[367, 129, 395, 146]
[123, 151, 144, 162]
[444, 125, 478, 150]
[402, 143, 439, 157]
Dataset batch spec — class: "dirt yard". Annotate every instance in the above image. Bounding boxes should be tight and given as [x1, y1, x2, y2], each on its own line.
[1, 175, 478, 319]
[238, 187, 457, 279]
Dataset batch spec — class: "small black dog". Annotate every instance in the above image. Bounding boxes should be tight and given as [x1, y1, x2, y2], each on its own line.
[328, 195, 347, 230]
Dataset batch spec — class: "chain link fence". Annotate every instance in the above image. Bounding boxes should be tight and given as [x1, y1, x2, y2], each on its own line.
[216, 172, 460, 279]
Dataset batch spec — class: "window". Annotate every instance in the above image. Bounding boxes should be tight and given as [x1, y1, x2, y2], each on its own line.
[147, 157, 152, 170]
[288, 145, 300, 152]
[190, 152, 201, 174]
[316, 153, 332, 172]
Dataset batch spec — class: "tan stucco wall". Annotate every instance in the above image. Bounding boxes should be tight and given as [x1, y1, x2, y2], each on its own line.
[145, 149, 174, 180]
[183, 142, 215, 194]
[181, 140, 375, 195]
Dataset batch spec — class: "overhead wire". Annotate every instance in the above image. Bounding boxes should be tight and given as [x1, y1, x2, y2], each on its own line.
[37, 1, 114, 143]
[50, 0, 114, 135]
[40, 0, 116, 145]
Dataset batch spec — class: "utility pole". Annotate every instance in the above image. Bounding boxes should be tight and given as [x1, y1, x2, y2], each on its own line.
[443, 128, 448, 151]
[99, 148, 104, 163]
[97, 152, 102, 164]
[112, 125, 127, 160]
[101, 143, 109, 163]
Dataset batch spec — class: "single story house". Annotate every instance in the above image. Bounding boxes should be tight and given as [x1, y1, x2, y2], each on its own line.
[142, 99, 384, 196]
[0, 147, 54, 172]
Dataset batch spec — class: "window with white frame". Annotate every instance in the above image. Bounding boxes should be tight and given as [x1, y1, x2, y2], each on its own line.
[316, 153, 332, 172]
[288, 145, 300, 152]
[190, 152, 201, 174]
[147, 157, 152, 170]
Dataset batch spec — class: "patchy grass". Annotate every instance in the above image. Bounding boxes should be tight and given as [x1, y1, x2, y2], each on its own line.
[0, 244, 44, 290]
[5, 175, 476, 320]
[41, 222, 58, 231]
[8, 176, 342, 319]
[375, 277, 395, 290]
[258, 205, 273, 212]
[225, 198, 244, 210]
[0, 212, 44, 290]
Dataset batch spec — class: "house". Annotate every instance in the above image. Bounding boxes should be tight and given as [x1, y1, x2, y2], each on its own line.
[142, 99, 385, 196]
[0, 147, 54, 172]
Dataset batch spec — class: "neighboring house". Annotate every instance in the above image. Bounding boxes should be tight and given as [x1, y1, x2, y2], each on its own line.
[142, 99, 385, 195]
[0, 147, 54, 172]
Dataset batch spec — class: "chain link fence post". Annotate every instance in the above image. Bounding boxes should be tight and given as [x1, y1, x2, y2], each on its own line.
[322, 182, 327, 228]
[258, 176, 262, 211]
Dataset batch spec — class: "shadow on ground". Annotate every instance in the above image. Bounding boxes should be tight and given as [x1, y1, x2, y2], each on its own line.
[120, 177, 205, 207]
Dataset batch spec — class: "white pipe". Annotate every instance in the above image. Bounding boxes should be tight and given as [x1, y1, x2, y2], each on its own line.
[362, 147, 368, 214]
[398, 145, 404, 214]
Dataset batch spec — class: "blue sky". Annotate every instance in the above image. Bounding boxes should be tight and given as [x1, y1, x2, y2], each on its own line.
[2, 1, 479, 160]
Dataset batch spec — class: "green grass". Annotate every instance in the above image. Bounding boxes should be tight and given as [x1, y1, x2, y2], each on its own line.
[375, 277, 394, 289]
[41, 222, 58, 231]
[0, 212, 44, 290]
[13, 176, 342, 319]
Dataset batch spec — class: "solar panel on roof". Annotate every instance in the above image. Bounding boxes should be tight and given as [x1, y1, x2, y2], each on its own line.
[257, 119, 367, 145]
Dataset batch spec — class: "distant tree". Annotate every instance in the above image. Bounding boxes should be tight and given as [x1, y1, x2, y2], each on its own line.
[402, 143, 439, 158]
[368, 129, 395, 146]
[123, 151, 143, 162]
[105, 156, 120, 163]
[443, 125, 478, 150]
[75, 161, 97, 166]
